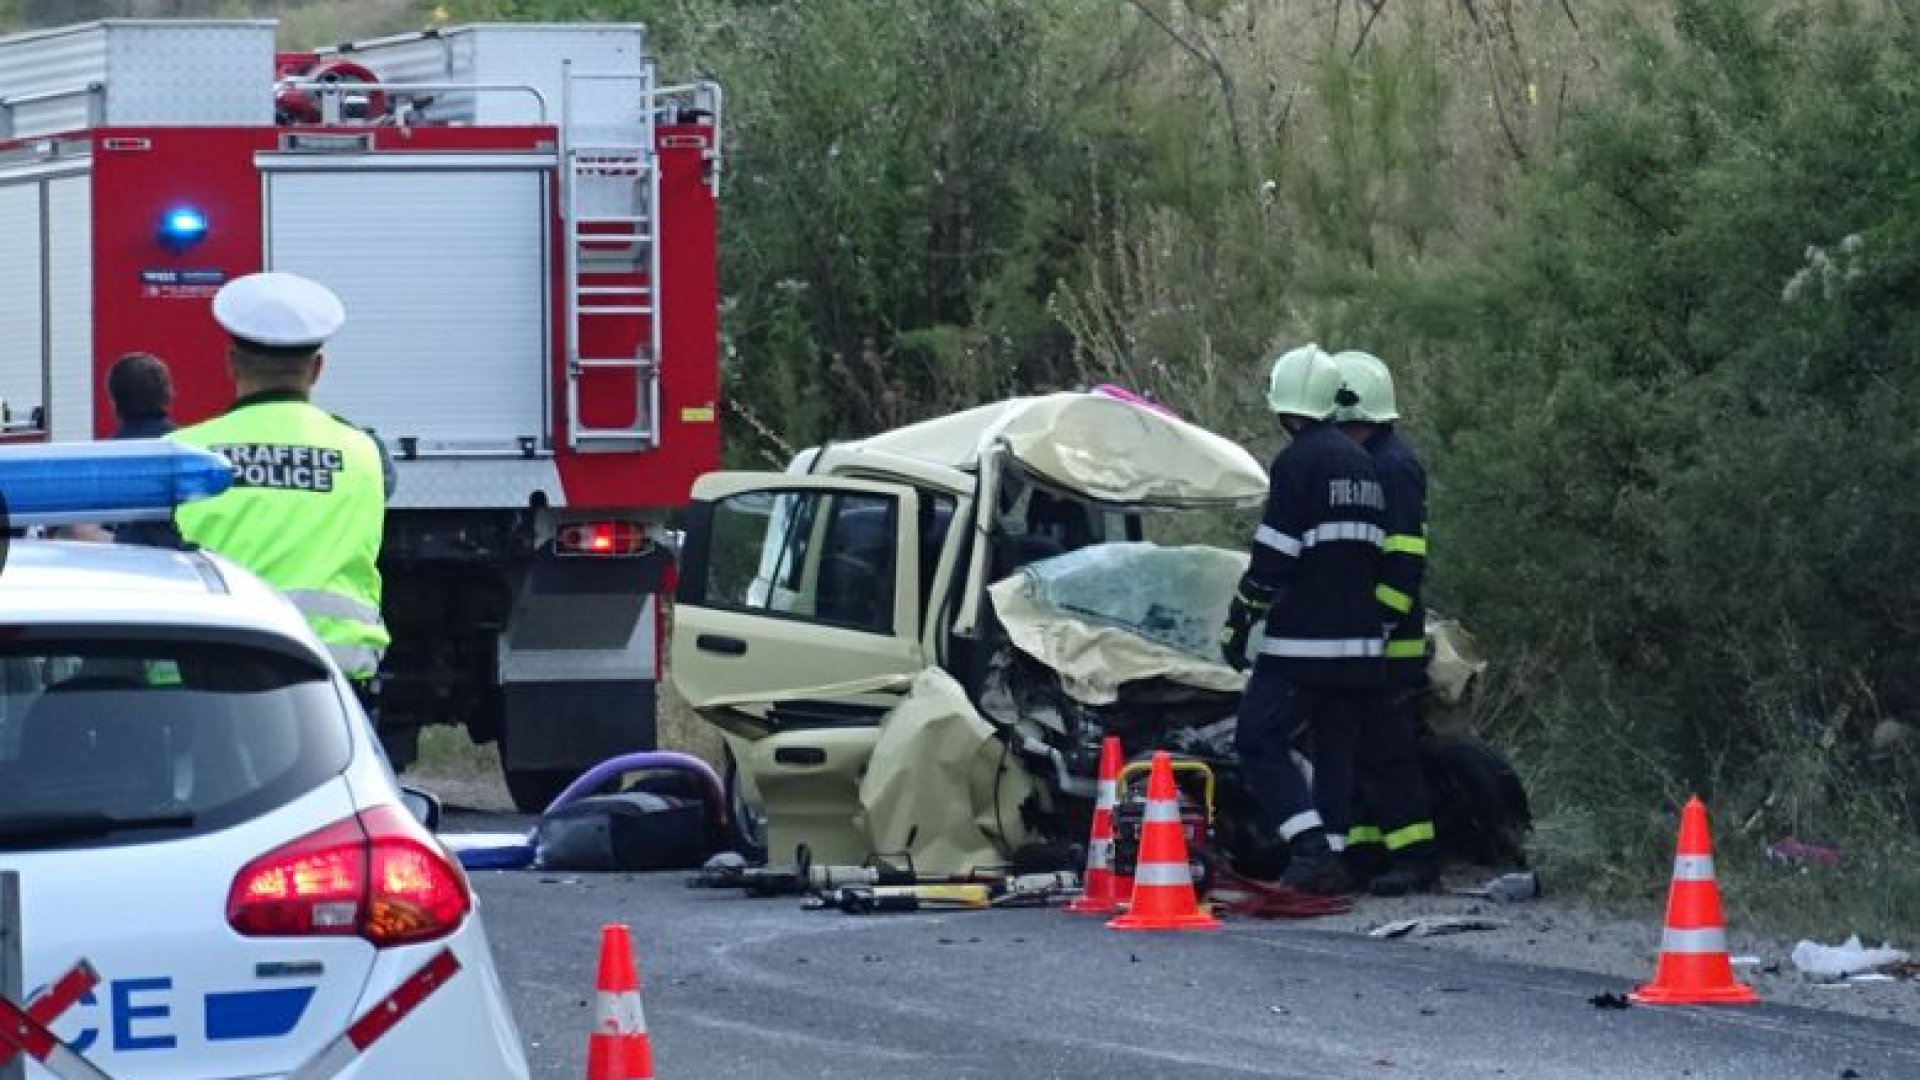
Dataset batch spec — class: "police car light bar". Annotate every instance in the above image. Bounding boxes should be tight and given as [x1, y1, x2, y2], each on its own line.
[0, 440, 235, 527]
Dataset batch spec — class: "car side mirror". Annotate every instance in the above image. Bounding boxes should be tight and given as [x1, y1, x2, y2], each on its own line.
[400, 784, 442, 832]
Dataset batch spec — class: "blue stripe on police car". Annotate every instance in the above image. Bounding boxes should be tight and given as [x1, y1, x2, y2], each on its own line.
[35, 977, 316, 1052]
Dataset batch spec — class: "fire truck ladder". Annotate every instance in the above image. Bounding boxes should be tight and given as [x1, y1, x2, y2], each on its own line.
[560, 59, 661, 451]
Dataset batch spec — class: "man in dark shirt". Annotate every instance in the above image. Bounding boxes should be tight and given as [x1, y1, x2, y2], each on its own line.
[53, 353, 182, 545]
[109, 353, 188, 548]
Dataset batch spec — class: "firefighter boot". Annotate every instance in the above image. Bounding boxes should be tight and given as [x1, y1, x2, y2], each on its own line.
[1368, 846, 1442, 897]
[1341, 835, 1389, 886]
[1280, 830, 1353, 896]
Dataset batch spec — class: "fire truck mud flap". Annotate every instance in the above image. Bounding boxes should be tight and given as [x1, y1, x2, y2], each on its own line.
[497, 551, 668, 812]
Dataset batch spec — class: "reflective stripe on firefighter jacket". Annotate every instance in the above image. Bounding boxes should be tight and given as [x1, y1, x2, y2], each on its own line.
[1241, 420, 1388, 687]
[168, 391, 389, 679]
[1366, 426, 1429, 684]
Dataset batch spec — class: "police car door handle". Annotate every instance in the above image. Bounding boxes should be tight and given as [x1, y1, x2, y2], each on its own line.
[697, 634, 747, 656]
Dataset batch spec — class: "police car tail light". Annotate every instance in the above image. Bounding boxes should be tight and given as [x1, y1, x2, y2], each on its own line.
[360, 804, 471, 947]
[226, 817, 367, 939]
[227, 806, 470, 947]
[557, 520, 645, 556]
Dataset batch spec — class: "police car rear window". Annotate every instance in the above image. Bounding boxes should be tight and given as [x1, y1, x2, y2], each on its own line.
[0, 635, 351, 848]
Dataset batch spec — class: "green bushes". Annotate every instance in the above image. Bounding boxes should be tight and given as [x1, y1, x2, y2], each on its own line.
[1399, 0, 1920, 922]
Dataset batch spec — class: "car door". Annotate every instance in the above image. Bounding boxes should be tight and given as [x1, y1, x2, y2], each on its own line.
[671, 473, 925, 736]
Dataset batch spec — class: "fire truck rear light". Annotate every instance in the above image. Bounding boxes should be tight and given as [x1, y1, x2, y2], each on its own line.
[558, 521, 645, 556]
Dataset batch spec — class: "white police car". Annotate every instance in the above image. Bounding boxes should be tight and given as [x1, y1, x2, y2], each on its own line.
[0, 441, 530, 1079]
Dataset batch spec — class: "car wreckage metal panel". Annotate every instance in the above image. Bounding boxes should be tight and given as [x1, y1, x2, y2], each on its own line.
[814, 391, 1269, 508]
[989, 541, 1252, 706]
[670, 472, 926, 718]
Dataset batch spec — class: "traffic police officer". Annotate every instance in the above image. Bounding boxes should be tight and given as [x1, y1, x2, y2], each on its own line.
[1330, 349, 1441, 895]
[167, 271, 390, 711]
[1221, 342, 1389, 895]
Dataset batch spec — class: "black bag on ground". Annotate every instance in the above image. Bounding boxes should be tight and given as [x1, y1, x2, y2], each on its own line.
[535, 791, 716, 871]
[1419, 731, 1532, 869]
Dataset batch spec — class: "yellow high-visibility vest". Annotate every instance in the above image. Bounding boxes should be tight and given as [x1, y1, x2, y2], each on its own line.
[169, 392, 389, 678]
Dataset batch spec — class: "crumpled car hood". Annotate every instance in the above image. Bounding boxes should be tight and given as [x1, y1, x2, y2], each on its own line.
[988, 541, 1488, 709]
[989, 541, 1252, 705]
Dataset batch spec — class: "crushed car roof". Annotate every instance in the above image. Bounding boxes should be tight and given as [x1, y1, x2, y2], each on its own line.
[813, 391, 1269, 508]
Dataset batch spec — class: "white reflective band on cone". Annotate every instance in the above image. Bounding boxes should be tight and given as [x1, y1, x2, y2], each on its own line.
[1096, 780, 1117, 806]
[597, 989, 648, 1035]
[1672, 855, 1716, 881]
[1142, 801, 1183, 824]
[1086, 839, 1113, 869]
[1132, 862, 1196, 887]
[1660, 926, 1729, 954]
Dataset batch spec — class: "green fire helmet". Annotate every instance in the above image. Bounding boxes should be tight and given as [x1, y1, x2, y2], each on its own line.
[1266, 342, 1344, 420]
[1331, 349, 1398, 423]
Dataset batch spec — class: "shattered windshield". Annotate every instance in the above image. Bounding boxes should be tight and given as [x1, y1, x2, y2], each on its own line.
[1009, 541, 1245, 662]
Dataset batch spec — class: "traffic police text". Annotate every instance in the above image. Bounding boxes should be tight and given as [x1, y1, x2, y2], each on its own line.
[212, 444, 344, 492]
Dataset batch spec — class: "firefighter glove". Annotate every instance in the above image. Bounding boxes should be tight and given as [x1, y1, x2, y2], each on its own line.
[1220, 587, 1269, 672]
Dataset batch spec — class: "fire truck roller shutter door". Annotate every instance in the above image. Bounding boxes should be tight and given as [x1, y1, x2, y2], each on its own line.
[259, 165, 550, 505]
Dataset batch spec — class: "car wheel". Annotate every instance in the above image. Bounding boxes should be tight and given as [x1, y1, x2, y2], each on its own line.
[504, 768, 575, 816]
[724, 745, 769, 861]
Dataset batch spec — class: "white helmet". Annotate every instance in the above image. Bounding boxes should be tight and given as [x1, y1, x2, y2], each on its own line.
[1266, 342, 1344, 420]
[1331, 350, 1398, 423]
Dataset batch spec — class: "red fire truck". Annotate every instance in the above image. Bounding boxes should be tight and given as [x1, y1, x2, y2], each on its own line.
[0, 17, 723, 811]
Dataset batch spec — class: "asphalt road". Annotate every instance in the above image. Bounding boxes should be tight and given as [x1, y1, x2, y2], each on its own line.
[450, 813, 1920, 1080]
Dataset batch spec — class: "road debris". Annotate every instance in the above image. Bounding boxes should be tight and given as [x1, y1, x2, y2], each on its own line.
[1447, 870, 1539, 903]
[1368, 916, 1507, 939]
[1767, 838, 1841, 869]
[1790, 936, 1911, 980]
[1208, 866, 1354, 919]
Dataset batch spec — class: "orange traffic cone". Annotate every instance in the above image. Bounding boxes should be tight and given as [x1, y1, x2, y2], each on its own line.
[1107, 751, 1220, 932]
[1630, 797, 1760, 1006]
[588, 924, 657, 1079]
[1067, 736, 1124, 915]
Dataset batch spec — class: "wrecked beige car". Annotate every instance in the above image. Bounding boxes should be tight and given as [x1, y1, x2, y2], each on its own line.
[669, 390, 1526, 877]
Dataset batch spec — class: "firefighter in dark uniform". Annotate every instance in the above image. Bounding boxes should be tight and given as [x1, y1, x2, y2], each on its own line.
[1220, 342, 1389, 895]
[1331, 349, 1442, 896]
